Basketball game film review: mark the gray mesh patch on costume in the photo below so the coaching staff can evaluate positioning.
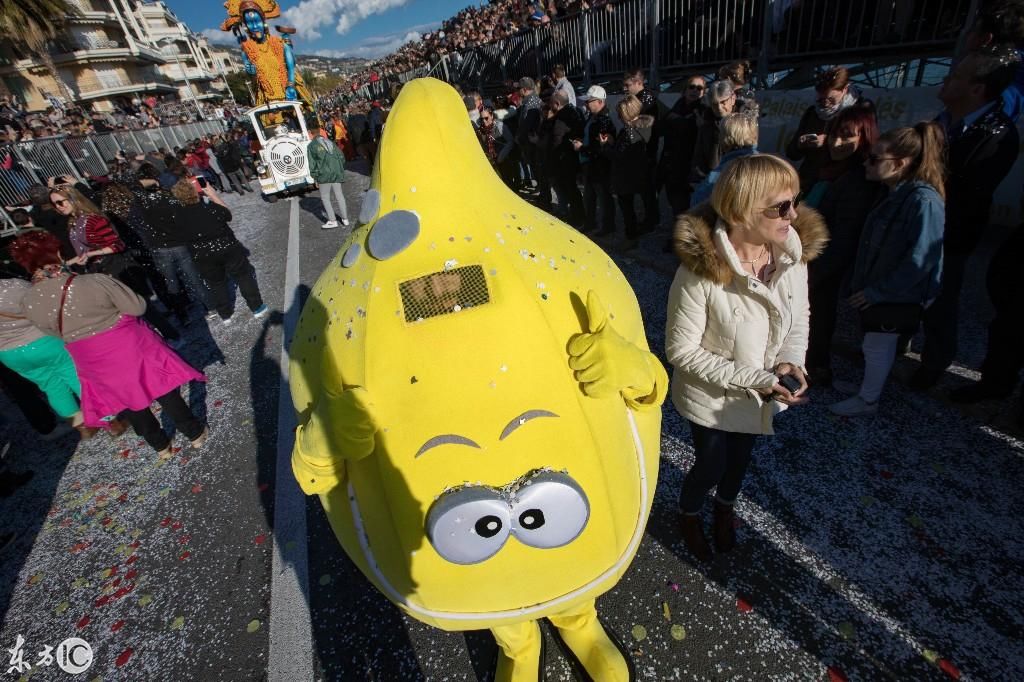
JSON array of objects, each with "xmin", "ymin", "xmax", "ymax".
[
  {"xmin": 341, "ymin": 243, "xmax": 361, "ymax": 268},
  {"xmin": 368, "ymin": 210, "xmax": 419, "ymax": 260},
  {"xmin": 359, "ymin": 189, "xmax": 381, "ymax": 225},
  {"xmin": 399, "ymin": 264, "xmax": 489, "ymax": 323},
  {"xmin": 499, "ymin": 410, "xmax": 560, "ymax": 441}
]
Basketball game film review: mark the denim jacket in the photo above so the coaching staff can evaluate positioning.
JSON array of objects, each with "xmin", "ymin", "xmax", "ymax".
[{"xmin": 850, "ymin": 180, "xmax": 944, "ymax": 306}]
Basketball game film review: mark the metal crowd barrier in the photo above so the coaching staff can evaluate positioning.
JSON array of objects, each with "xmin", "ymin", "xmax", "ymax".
[
  {"xmin": 389, "ymin": 0, "xmax": 975, "ymax": 90},
  {"xmin": 0, "ymin": 119, "xmax": 228, "ymax": 208}
]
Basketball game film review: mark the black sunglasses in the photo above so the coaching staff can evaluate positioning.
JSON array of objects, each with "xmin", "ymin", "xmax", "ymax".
[
  {"xmin": 687, "ymin": 84, "xmax": 705, "ymax": 91},
  {"xmin": 761, "ymin": 197, "xmax": 800, "ymax": 219}
]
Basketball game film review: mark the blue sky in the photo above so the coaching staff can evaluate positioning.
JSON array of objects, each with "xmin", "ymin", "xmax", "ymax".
[{"xmin": 167, "ymin": 0, "xmax": 477, "ymax": 59}]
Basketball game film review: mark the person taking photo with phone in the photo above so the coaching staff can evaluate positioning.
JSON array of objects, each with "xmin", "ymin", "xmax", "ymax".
[{"xmin": 666, "ymin": 154, "xmax": 827, "ymax": 562}]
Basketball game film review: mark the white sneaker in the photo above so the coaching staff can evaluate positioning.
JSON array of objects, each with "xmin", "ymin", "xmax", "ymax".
[
  {"xmin": 221, "ymin": 312, "xmax": 237, "ymax": 326},
  {"xmin": 829, "ymin": 395, "xmax": 878, "ymax": 417},
  {"xmin": 341, "ymin": 218, "xmax": 350, "ymax": 227},
  {"xmin": 322, "ymin": 220, "xmax": 339, "ymax": 230}
]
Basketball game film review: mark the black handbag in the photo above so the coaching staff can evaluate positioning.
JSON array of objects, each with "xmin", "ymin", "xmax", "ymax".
[{"xmin": 859, "ymin": 303, "xmax": 923, "ymax": 334}]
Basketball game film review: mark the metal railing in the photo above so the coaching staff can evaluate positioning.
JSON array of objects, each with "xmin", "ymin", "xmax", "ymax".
[
  {"xmin": 0, "ymin": 119, "xmax": 226, "ymax": 208},
  {"xmin": 385, "ymin": 0, "xmax": 976, "ymax": 91}
]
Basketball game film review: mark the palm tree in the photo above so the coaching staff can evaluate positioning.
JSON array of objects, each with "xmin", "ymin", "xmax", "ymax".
[{"xmin": 0, "ymin": 0, "xmax": 81, "ymax": 102}]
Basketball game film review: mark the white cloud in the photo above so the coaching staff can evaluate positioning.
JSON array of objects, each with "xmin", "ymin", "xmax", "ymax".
[
  {"xmin": 309, "ymin": 21, "xmax": 439, "ymax": 59},
  {"xmin": 198, "ymin": 28, "xmax": 238, "ymax": 46},
  {"xmin": 281, "ymin": 0, "xmax": 413, "ymax": 41}
]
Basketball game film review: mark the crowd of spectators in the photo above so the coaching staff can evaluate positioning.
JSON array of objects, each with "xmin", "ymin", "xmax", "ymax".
[
  {"xmin": 0, "ymin": 93, "xmax": 241, "ymax": 142},
  {"xmin": 345, "ymin": 0, "xmax": 624, "ymax": 90},
  {"xmin": 442, "ymin": 0, "xmax": 1024, "ymax": 432},
  {"xmin": 0, "ymin": 125, "xmax": 267, "ymax": 463}
]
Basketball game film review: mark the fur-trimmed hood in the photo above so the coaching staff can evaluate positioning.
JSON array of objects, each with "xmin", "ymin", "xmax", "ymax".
[{"xmin": 672, "ymin": 203, "xmax": 829, "ymax": 285}]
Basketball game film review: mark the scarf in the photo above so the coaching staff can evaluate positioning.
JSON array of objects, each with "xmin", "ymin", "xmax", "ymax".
[{"xmin": 815, "ymin": 89, "xmax": 858, "ymax": 121}]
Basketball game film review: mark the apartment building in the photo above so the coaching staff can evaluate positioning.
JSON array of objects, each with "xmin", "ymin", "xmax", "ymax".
[{"xmin": 0, "ymin": 0, "xmax": 229, "ymax": 113}]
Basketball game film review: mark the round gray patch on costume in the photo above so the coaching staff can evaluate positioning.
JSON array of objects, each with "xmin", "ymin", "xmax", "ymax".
[
  {"xmin": 358, "ymin": 189, "xmax": 381, "ymax": 225},
  {"xmin": 341, "ymin": 243, "xmax": 361, "ymax": 268},
  {"xmin": 367, "ymin": 210, "xmax": 420, "ymax": 260}
]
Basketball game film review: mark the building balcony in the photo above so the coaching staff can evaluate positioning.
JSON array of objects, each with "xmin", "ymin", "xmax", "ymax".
[
  {"xmin": 164, "ymin": 66, "xmax": 217, "ymax": 82},
  {"xmin": 65, "ymin": 0, "xmax": 119, "ymax": 24},
  {"xmin": 74, "ymin": 74, "xmax": 177, "ymax": 100}
]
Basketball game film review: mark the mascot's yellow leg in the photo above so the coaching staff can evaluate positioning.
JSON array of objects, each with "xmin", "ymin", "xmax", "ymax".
[
  {"xmin": 549, "ymin": 600, "xmax": 632, "ymax": 682},
  {"xmin": 491, "ymin": 619, "xmax": 543, "ymax": 682}
]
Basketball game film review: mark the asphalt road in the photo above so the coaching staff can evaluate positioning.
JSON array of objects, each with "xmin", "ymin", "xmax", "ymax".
[{"xmin": 1, "ymin": 164, "xmax": 1021, "ymax": 681}]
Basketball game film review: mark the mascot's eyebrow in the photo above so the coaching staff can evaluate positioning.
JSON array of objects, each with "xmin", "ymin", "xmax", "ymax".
[
  {"xmin": 499, "ymin": 410, "xmax": 560, "ymax": 441},
  {"xmin": 415, "ymin": 434, "xmax": 481, "ymax": 458}
]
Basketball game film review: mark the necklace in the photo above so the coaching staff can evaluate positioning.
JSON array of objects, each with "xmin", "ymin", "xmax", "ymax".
[{"xmin": 737, "ymin": 244, "xmax": 767, "ymax": 266}]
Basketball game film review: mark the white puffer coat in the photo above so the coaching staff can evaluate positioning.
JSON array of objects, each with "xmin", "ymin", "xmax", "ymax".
[{"xmin": 666, "ymin": 204, "xmax": 828, "ymax": 434}]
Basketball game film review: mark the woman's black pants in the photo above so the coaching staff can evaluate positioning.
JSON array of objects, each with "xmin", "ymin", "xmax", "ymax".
[
  {"xmin": 122, "ymin": 388, "xmax": 203, "ymax": 452},
  {"xmin": 678, "ymin": 420, "xmax": 757, "ymax": 514}
]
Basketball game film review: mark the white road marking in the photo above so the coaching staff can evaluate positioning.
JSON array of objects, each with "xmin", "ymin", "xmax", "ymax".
[{"xmin": 269, "ymin": 196, "xmax": 313, "ymax": 680}]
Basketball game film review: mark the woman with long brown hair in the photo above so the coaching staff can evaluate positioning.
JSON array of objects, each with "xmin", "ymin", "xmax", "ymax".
[
  {"xmin": 50, "ymin": 183, "xmax": 180, "ymax": 340},
  {"xmin": 829, "ymin": 122, "xmax": 946, "ymax": 417}
]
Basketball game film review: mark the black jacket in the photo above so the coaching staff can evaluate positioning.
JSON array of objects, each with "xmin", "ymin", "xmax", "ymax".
[
  {"xmin": 547, "ymin": 105, "xmax": 583, "ymax": 172},
  {"xmin": 135, "ymin": 187, "xmax": 188, "ymax": 249},
  {"xmin": 214, "ymin": 142, "xmax": 242, "ymax": 173},
  {"xmin": 659, "ymin": 99, "xmax": 704, "ymax": 183},
  {"xmin": 943, "ymin": 104, "xmax": 1019, "ymax": 253},
  {"xmin": 811, "ymin": 162, "xmax": 885, "ymax": 285},
  {"xmin": 174, "ymin": 202, "xmax": 238, "ymax": 254},
  {"xmin": 580, "ymin": 106, "xmax": 615, "ymax": 177},
  {"xmin": 515, "ymin": 94, "xmax": 543, "ymax": 150},
  {"xmin": 605, "ymin": 116, "xmax": 654, "ymax": 195}
]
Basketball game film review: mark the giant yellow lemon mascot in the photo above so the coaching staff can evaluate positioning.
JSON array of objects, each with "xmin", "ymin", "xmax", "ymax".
[{"xmin": 290, "ymin": 78, "xmax": 667, "ymax": 681}]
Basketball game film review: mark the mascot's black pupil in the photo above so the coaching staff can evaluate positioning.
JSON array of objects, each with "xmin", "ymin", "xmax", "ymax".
[
  {"xmin": 519, "ymin": 509, "xmax": 545, "ymax": 530},
  {"xmin": 475, "ymin": 515, "xmax": 503, "ymax": 538}
]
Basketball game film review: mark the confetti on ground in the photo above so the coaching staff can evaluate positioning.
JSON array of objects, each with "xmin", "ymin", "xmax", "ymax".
[
  {"xmin": 247, "ymin": 619, "xmax": 262, "ymax": 633},
  {"xmin": 827, "ymin": 666, "xmax": 849, "ymax": 682},
  {"xmin": 254, "ymin": 534, "xmax": 266, "ymax": 545},
  {"xmin": 661, "ymin": 602, "xmax": 671, "ymax": 621},
  {"xmin": 670, "ymin": 624, "xmax": 686, "ymax": 641},
  {"xmin": 737, "ymin": 597, "xmax": 753, "ymax": 613},
  {"xmin": 138, "ymin": 594, "xmax": 153, "ymax": 607},
  {"xmin": 170, "ymin": 615, "xmax": 185, "ymax": 630},
  {"xmin": 115, "ymin": 648, "xmax": 133, "ymax": 667},
  {"xmin": 318, "ymin": 574, "xmax": 331, "ymax": 586},
  {"xmin": 630, "ymin": 625, "xmax": 647, "ymax": 641}
]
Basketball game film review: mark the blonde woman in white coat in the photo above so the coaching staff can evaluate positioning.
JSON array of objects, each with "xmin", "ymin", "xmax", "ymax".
[{"xmin": 666, "ymin": 154, "xmax": 828, "ymax": 562}]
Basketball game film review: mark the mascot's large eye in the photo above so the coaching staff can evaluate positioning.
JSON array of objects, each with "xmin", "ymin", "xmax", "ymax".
[
  {"xmin": 425, "ymin": 487, "xmax": 511, "ymax": 565},
  {"xmin": 510, "ymin": 471, "xmax": 589, "ymax": 549}
]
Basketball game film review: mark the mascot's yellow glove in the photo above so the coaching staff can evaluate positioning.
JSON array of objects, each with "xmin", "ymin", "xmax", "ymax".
[
  {"xmin": 568, "ymin": 291, "xmax": 668, "ymax": 410},
  {"xmin": 292, "ymin": 385, "xmax": 379, "ymax": 496}
]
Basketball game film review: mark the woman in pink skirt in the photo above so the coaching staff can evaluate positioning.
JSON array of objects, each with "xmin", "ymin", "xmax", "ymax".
[{"xmin": 9, "ymin": 231, "xmax": 207, "ymax": 456}]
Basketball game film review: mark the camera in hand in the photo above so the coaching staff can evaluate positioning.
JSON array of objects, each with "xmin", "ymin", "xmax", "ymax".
[{"xmin": 778, "ymin": 373, "xmax": 802, "ymax": 393}]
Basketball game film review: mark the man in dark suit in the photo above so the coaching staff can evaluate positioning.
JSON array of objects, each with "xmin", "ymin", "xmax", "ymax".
[{"xmin": 910, "ymin": 45, "xmax": 1021, "ymax": 390}]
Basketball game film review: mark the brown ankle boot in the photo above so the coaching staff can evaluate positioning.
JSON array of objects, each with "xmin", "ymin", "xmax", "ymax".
[
  {"xmin": 712, "ymin": 500, "xmax": 737, "ymax": 553},
  {"xmin": 681, "ymin": 514, "xmax": 712, "ymax": 562}
]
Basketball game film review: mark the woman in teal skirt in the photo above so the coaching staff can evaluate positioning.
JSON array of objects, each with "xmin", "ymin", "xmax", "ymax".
[{"xmin": 0, "ymin": 275, "xmax": 92, "ymax": 438}]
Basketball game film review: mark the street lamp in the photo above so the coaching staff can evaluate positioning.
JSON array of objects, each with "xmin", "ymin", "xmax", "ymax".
[{"xmin": 156, "ymin": 36, "xmax": 204, "ymax": 121}]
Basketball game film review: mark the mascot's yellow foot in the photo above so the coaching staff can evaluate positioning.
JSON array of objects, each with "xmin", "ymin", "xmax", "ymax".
[
  {"xmin": 548, "ymin": 606, "xmax": 634, "ymax": 682},
  {"xmin": 492, "ymin": 620, "xmax": 545, "ymax": 682}
]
